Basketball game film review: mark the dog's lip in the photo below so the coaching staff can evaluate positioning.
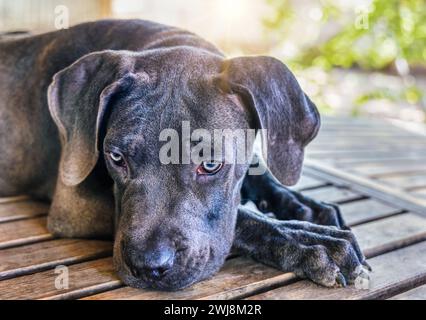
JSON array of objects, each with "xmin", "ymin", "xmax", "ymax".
[
  {"xmin": 120, "ymin": 246, "xmax": 212, "ymax": 290},
  {"xmin": 125, "ymin": 266, "xmax": 201, "ymax": 291}
]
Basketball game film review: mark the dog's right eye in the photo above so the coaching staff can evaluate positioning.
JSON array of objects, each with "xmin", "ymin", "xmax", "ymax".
[{"xmin": 109, "ymin": 152, "xmax": 126, "ymax": 167}]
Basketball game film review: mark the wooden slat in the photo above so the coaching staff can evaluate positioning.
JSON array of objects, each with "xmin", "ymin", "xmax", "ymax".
[
  {"xmin": 247, "ymin": 241, "xmax": 426, "ymax": 300},
  {"xmin": 308, "ymin": 151, "xmax": 426, "ymax": 162},
  {"xmin": 291, "ymin": 175, "xmax": 328, "ymax": 191},
  {"xmin": 308, "ymin": 146, "xmax": 423, "ymax": 154},
  {"xmin": 411, "ymin": 187, "xmax": 426, "ymax": 198},
  {"xmin": 0, "ymin": 239, "xmax": 112, "ymax": 280},
  {"xmin": 314, "ymin": 135, "xmax": 424, "ymax": 142},
  {"xmin": 0, "ymin": 257, "xmax": 120, "ymax": 300},
  {"xmin": 0, "ymin": 196, "xmax": 29, "ymax": 204},
  {"xmin": 309, "ymin": 140, "xmax": 426, "ymax": 149},
  {"xmin": 319, "ymin": 127, "xmax": 416, "ymax": 133},
  {"xmin": 304, "ymin": 160, "xmax": 426, "ymax": 217},
  {"xmin": 328, "ymin": 156, "xmax": 426, "ymax": 166},
  {"xmin": 83, "ymin": 212, "xmax": 426, "ymax": 300},
  {"xmin": 353, "ymin": 213, "xmax": 426, "ymax": 258},
  {"xmin": 83, "ymin": 258, "xmax": 295, "ymax": 300},
  {"xmin": 301, "ymin": 186, "xmax": 363, "ymax": 203},
  {"xmin": 353, "ymin": 163, "xmax": 426, "ymax": 177},
  {"xmin": 0, "ymin": 200, "xmax": 49, "ymax": 223},
  {"xmin": 389, "ymin": 284, "xmax": 426, "ymax": 300},
  {"xmin": 339, "ymin": 199, "xmax": 403, "ymax": 226},
  {"xmin": 377, "ymin": 174, "xmax": 426, "ymax": 189},
  {"xmin": 312, "ymin": 139, "xmax": 426, "ymax": 147},
  {"xmin": 0, "ymin": 217, "xmax": 52, "ymax": 249},
  {"xmin": 307, "ymin": 149, "xmax": 426, "ymax": 158}
]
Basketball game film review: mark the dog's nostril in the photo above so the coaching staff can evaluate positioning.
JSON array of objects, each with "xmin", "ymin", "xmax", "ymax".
[
  {"xmin": 127, "ymin": 244, "xmax": 175, "ymax": 280},
  {"xmin": 142, "ymin": 266, "xmax": 168, "ymax": 279}
]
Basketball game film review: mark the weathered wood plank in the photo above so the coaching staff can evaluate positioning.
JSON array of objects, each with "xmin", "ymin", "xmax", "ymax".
[
  {"xmin": 320, "ymin": 117, "xmax": 390, "ymax": 125},
  {"xmin": 317, "ymin": 134, "xmax": 414, "ymax": 139},
  {"xmin": 411, "ymin": 187, "xmax": 426, "ymax": 197},
  {"xmin": 309, "ymin": 140, "xmax": 426, "ymax": 149},
  {"xmin": 319, "ymin": 127, "xmax": 416, "ymax": 133},
  {"xmin": 389, "ymin": 284, "xmax": 426, "ymax": 300},
  {"xmin": 378, "ymin": 174, "xmax": 426, "ymax": 189},
  {"xmin": 0, "ymin": 239, "xmax": 112, "ymax": 280},
  {"xmin": 339, "ymin": 199, "xmax": 403, "ymax": 226},
  {"xmin": 0, "ymin": 196, "xmax": 29, "ymax": 204},
  {"xmin": 83, "ymin": 258, "xmax": 295, "ymax": 300},
  {"xmin": 314, "ymin": 136, "xmax": 425, "ymax": 142},
  {"xmin": 304, "ymin": 161, "xmax": 426, "ymax": 217},
  {"xmin": 84, "ymin": 212, "xmax": 426, "ymax": 300},
  {"xmin": 291, "ymin": 175, "xmax": 328, "ymax": 191},
  {"xmin": 353, "ymin": 213, "xmax": 426, "ymax": 258},
  {"xmin": 318, "ymin": 132, "xmax": 416, "ymax": 138},
  {"xmin": 352, "ymin": 163, "xmax": 426, "ymax": 177},
  {"xmin": 0, "ymin": 217, "xmax": 52, "ymax": 249},
  {"xmin": 247, "ymin": 241, "xmax": 426, "ymax": 300},
  {"xmin": 309, "ymin": 148, "xmax": 426, "ymax": 158},
  {"xmin": 0, "ymin": 200, "xmax": 49, "ymax": 223},
  {"xmin": 0, "ymin": 257, "xmax": 120, "ymax": 300},
  {"xmin": 301, "ymin": 186, "xmax": 363, "ymax": 203},
  {"xmin": 308, "ymin": 152, "xmax": 426, "ymax": 164},
  {"xmin": 328, "ymin": 156, "xmax": 426, "ymax": 166}
]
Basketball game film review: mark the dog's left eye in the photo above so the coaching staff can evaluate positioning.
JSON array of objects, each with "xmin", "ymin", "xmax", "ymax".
[
  {"xmin": 197, "ymin": 161, "xmax": 223, "ymax": 175},
  {"xmin": 109, "ymin": 152, "xmax": 126, "ymax": 167}
]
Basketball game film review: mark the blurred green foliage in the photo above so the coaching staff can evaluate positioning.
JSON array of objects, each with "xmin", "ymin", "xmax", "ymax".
[
  {"xmin": 265, "ymin": 0, "xmax": 426, "ymax": 70},
  {"xmin": 264, "ymin": 0, "xmax": 426, "ymax": 118}
]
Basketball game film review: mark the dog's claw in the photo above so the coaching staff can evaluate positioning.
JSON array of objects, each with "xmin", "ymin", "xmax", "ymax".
[
  {"xmin": 362, "ymin": 261, "xmax": 372, "ymax": 272},
  {"xmin": 336, "ymin": 272, "xmax": 347, "ymax": 287}
]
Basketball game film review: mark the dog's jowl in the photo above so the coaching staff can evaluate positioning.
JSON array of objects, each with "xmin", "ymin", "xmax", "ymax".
[{"xmin": 0, "ymin": 19, "xmax": 370, "ymax": 290}]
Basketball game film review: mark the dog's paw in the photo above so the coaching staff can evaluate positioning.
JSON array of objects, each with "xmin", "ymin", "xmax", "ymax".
[
  {"xmin": 314, "ymin": 202, "xmax": 348, "ymax": 229},
  {"xmin": 264, "ymin": 187, "xmax": 348, "ymax": 229},
  {"xmin": 294, "ymin": 239, "xmax": 370, "ymax": 287},
  {"xmin": 289, "ymin": 201, "xmax": 347, "ymax": 229},
  {"xmin": 274, "ymin": 222, "xmax": 371, "ymax": 287}
]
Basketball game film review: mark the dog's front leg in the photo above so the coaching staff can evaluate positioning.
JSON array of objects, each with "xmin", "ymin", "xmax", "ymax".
[
  {"xmin": 47, "ymin": 174, "xmax": 114, "ymax": 239},
  {"xmin": 242, "ymin": 168, "xmax": 347, "ymax": 228},
  {"xmin": 233, "ymin": 206, "xmax": 370, "ymax": 287}
]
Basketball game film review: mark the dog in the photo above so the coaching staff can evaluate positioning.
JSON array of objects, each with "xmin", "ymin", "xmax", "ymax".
[{"xmin": 0, "ymin": 19, "xmax": 369, "ymax": 290}]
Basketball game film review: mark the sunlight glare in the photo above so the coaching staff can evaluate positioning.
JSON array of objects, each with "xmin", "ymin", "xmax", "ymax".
[{"xmin": 213, "ymin": 0, "xmax": 254, "ymax": 28}]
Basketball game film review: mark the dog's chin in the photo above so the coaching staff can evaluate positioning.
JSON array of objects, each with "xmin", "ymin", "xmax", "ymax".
[
  {"xmin": 117, "ymin": 270, "xmax": 202, "ymax": 291},
  {"xmin": 115, "ymin": 261, "xmax": 214, "ymax": 291},
  {"xmin": 114, "ymin": 252, "xmax": 222, "ymax": 291}
]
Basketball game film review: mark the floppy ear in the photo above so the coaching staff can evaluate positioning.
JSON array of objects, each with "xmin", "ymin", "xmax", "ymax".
[
  {"xmin": 48, "ymin": 51, "xmax": 136, "ymax": 186},
  {"xmin": 218, "ymin": 56, "xmax": 320, "ymax": 186}
]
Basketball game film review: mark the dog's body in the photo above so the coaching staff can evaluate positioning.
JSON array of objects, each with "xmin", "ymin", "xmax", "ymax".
[
  {"xmin": 0, "ymin": 20, "xmax": 369, "ymax": 290},
  {"xmin": 0, "ymin": 20, "xmax": 217, "ymax": 199}
]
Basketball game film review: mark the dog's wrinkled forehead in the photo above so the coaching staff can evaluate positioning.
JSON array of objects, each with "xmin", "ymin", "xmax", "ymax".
[{"xmin": 106, "ymin": 50, "xmax": 251, "ymax": 150}]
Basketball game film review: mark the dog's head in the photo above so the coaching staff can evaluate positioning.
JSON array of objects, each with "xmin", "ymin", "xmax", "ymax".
[{"xmin": 48, "ymin": 48, "xmax": 319, "ymax": 290}]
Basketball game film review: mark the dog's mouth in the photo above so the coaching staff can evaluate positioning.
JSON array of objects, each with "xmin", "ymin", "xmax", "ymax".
[{"xmin": 115, "ymin": 245, "xmax": 213, "ymax": 291}]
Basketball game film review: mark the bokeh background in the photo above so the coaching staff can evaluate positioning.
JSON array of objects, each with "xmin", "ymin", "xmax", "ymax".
[{"xmin": 1, "ymin": 0, "xmax": 425, "ymax": 124}]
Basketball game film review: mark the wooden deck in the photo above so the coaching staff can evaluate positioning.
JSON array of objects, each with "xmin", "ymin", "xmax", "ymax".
[{"xmin": 0, "ymin": 117, "xmax": 425, "ymax": 300}]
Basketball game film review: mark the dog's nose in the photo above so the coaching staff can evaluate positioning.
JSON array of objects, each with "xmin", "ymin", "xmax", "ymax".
[{"xmin": 127, "ymin": 244, "xmax": 175, "ymax": 280}]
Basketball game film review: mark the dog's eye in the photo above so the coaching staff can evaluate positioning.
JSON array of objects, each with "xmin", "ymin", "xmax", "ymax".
[
  {"xmin": 109, "ymin": 152, "xmax": 126, "ymax": 167},
  {"xmin": 197, "ymin": 161, "xmax": 223, "ymax": 175}
]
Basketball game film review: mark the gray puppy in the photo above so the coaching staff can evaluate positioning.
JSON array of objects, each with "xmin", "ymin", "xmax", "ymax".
[{"xmin": 0, "ymin": 19, "xmax": 369, "ymax": 290}]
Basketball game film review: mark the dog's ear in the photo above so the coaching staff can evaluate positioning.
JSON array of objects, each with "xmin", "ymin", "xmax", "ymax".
[
  {"xmin": 48, "ymin": 51, "xmax": 136, "ymax": 187},
  {"xmin": 218, "ymin": 56, "xmax": 320, "ymax": 185}
]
